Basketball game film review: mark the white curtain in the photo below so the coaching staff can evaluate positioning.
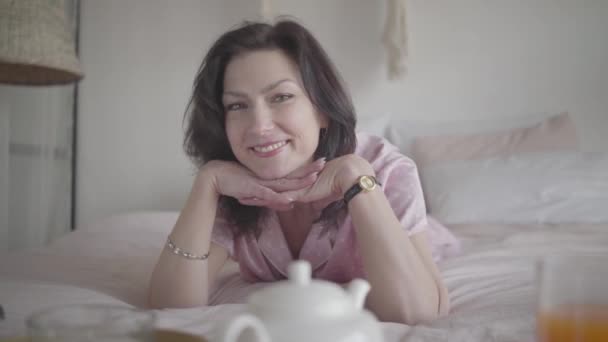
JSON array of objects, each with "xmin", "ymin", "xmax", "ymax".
[
  {"xmin": 0, "ymin": 0, "xmax": 78, "ymax": 253},
  {"xmin": 0, "ymin": 85, "xmax": 74, "ymax": 252},
  {"xmin": 0, "ymin": 100, "xmax": 8, "ymax": 251}
]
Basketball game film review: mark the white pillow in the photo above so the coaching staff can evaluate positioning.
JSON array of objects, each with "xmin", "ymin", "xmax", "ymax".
[
  {"xmin": 0, "ymin": 211, "xmax": 178, "ymax": 307},
  {"xmin": 386, "ymin": 112, "xmax": 556, "ymax": 155},
  {"xmin": 420, "ymin": 151, "xmax": 608, "ymax": 224},
  {"xmin": 0, "ymin": 277, "xmax": 131, "ymax": 337}
]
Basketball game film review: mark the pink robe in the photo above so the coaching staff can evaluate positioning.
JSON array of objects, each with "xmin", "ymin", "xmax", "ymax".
[{"xmin": 212, "ymin": 133, "xmax": 460, "ymax": 283}]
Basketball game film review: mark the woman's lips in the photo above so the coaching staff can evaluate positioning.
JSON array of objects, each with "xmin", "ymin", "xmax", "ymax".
[{"xmin": 250, "ymin": 140, "xmax": 289, "ymax": 158}]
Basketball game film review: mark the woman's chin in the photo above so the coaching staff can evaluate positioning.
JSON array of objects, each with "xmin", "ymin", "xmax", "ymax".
[
  {"xmin": 251, "ymin": 167, "xmax": 291, "ymax": 180},
  {"xmin": 247, "ymin": 158, "xmax": 311, "ymax": 180}
]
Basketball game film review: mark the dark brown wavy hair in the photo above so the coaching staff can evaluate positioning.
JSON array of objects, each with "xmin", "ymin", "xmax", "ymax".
[{"xmin": 184, "ymin": 19, "xmax": 357, "ymax": 236}]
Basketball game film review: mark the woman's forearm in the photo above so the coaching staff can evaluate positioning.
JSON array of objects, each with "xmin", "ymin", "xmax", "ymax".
[
  {"xmin": 349, "ymin": 189, "xmax": 441, "ymax": 323},
  {"xmin": 343, "ymin": 173, "xmax": 444, "ymax": 324},
  {"xmin": 147, "ymin": 170, "xmax": 227, "ymax": 309}
]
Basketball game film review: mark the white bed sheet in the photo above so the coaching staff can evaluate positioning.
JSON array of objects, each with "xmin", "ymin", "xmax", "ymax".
[{"xmin": 1, "ymin": 213, "xmax": 607, "ymax": 341}]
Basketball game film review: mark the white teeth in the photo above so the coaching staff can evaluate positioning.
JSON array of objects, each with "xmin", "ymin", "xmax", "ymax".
[{"xmin": 253, "ymin": 141, "xmax": 287, "ymax": 153}]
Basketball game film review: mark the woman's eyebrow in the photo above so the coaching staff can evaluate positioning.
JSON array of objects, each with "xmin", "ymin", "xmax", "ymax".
[
  {"xmin": 261, "ymin": 79, "xmax": 296, "ymax": 93},
  {"xmin": 223, "ymin": 79, "xmax": 297, "ymax": 98},
  {"xmin": 222, "ymin": 90, "xmax": 247, "ymax": 98}
]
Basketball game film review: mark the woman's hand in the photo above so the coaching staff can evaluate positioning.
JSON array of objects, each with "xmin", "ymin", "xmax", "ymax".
[
  {"xmin": 284, "ymin": 154, "xmax": 375, "ymax": 208},
  {"xmin": 202, "ymin": 159, "xmax": 325, "ymax": 211}
]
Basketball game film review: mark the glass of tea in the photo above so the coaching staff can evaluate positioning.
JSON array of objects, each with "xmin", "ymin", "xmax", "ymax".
[{"xmin": 537, "ymin": 254, "xmax": 608, "ymax": 342}]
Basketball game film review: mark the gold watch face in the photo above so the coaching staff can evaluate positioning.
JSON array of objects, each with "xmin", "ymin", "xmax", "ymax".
[{"xmin": 358, "ymin": 175, "xmax": 377, "ymax": 192}]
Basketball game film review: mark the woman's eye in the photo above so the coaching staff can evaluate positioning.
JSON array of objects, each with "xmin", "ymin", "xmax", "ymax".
[
  {"xmin": 225, "ymin": 103, "xmax": 246, "ymax": 111},
  {"xmin": 272, "ymin": 94, "xmax": 293, "ymax": 103}
]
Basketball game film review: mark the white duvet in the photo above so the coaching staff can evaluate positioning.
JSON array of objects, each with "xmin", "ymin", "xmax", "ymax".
[{"xmin": 1, "ymin": 212, "xmax": 607, "ymax": 342}]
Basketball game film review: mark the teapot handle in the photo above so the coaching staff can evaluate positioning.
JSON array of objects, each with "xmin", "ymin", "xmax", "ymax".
[{"xmin": 223, "ymin": 314, "xmax": 271, "ymax": 342}]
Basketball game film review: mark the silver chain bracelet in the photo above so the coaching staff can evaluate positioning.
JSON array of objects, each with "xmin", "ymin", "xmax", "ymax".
[{"xmin": 166, "ymin": 237, "xmax": 210, "ymax": 260}]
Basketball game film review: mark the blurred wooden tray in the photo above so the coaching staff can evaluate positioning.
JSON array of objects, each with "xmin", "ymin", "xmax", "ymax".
[{"xmin": 0, "ymin": 329, "xmax": 208, "ymax": 342}]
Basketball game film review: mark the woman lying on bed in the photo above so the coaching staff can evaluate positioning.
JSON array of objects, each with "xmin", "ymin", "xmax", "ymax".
[{"xmin": 148, "ymin": 19, "xmax": 457, "ymax": 324}]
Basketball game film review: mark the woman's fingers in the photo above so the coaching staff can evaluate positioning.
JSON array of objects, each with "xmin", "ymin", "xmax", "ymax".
[
  {"xmin": 238, "ymin": 197, "xmax": 263, "ymax": 206},
  {"xmin": 247, "ymin": 184, "xmax": 293, "ymax": 205},
  {"xmin": 216, "ymin": 159, "xmax": 333, "ymax": 209},
  {"xmin": 259, "ymin": 172, "xmax": 318, "ymax": 192},
  {"xmin": 311, "ymin": 192, "xmax": 343, "ymax": 211},
  {"xmin": 283, "ymin": 183, "xmax": 341, "ymax": 205},
  {"xmin": 281, "ymin": 187, "xmax": 313, "ymax": 203},
  {"xmin": 258, "ymin": 158, "xmax": 326, "ymax": 192},
  {"xmin": 284, "ymin": 158, "xmax": 326, "ymax": 179},
  {"xmin": 238, "ymin": 197, "xmax": 294, "ymax": 211}
]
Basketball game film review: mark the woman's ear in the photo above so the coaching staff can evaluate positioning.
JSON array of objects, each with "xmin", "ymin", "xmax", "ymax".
[
  {"xmin": 319, "ymin": 113, "xmax": 329, "ymax": 129},
  {"xmin": 320, "ymin": 127, "xmax": 328, "ymax": 138}
]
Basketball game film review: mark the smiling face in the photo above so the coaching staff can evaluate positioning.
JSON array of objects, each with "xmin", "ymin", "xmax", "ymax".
[{"xmin": 222, "ymin": 49, "xmax": 327, "ymax": 180}]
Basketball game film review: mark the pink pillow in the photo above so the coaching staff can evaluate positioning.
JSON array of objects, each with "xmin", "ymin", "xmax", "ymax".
[{"xmin": 411, "ymin": 112, "xmax": 578, "ymax": 166}]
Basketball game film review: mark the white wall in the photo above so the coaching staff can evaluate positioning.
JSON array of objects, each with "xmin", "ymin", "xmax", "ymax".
[{"xmin": 77, "ymin": 0, "xmax": 608, "ymax": 227}]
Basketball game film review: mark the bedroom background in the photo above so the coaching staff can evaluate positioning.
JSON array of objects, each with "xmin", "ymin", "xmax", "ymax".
[
  {"xmin": 1, "ymin": 0, "xmax": 607, "ymax": 250},
  {"xmin": 1, "ymin": 1, "xmax": 608, "ymax": 339},
  {"xmin": 77, "ymin": 0, "xmax": 607, "ymax": 230}
]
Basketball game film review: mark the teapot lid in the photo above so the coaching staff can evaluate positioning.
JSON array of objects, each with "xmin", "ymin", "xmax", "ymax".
[{"xmin": 247, "ymin": 260, "xmax": 358, "ymax": 318}]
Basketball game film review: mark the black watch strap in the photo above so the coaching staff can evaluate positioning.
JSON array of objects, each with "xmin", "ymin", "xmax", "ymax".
[
  {"xmin": 343, "ymin": 183, "xmax": 364, "ymax": 205},
  {"xmin": 343, "ymin": 176, "xmax": 380, "ymax": 205}
]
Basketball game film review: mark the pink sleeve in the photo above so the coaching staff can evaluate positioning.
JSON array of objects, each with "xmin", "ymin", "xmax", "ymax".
[
  {"xmin": 377, "ymin": 156, "xmax": 428, "ymax": 236},
  {"xmin": 211, "ymin": 216, "xmax": 236, "ymax": 259}
]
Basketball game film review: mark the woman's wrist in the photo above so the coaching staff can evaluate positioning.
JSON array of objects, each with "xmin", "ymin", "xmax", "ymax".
[
  {"xmin": 337, "ymin": 155, "xmax": 375, "ymax": 195},
  {"xmin": 195, "ymin": 161, "xmax": 222, "ymax": 200}
]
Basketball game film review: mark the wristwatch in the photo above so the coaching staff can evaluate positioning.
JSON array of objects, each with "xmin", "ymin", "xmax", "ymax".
[{"xmin": 343, "ymin": 175, "xmax": 380, "ymax": 204}]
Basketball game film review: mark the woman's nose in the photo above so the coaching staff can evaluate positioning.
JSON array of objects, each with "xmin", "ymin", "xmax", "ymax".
[{"xmin": 248, "ymin": 103, "xmax": 275, "ymax": 135}]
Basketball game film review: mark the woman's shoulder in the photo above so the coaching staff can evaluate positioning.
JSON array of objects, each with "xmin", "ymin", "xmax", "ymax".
[{"xmin": 355, "ymin": 132, "xmax": 417, "ymax": 174}]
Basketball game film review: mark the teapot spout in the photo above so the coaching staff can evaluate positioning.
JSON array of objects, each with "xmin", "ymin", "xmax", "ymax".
[{"xmin": 346, "ymin": 279, "xmax": 371, "ymax": 310}]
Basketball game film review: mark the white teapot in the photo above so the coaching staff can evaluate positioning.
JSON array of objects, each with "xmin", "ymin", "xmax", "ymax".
[{"xmin": 222, "ymin": 260, "xmax": 383, "ymax": 342}]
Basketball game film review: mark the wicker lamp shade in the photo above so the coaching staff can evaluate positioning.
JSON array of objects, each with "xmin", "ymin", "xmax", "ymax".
[{"xmin": 0, "ymin": 0, "xmax": 83, "ymax": 85}]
